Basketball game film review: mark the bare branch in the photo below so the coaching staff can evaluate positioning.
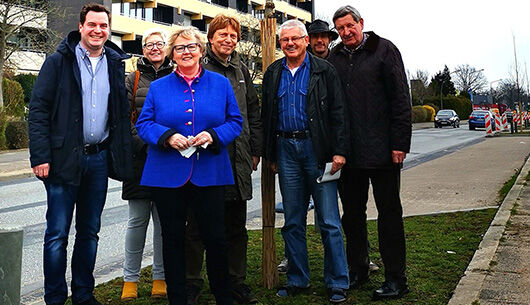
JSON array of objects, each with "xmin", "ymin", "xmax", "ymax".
[{"xmin": 452, "ymin": 64, "xmax": 488, "ymax": 93}]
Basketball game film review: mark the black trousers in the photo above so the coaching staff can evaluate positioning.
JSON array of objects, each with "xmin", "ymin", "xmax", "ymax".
[
  {"xmin": 185, "ymin": 199, "xmax": 249, "ymax": 287},
  {"xmin": 152, "ymin": 183, "xmax": 233, "ymax": 305},
  {"xmin": 338, "ymin": 167, "xmax": 407, "ymax": 284}
]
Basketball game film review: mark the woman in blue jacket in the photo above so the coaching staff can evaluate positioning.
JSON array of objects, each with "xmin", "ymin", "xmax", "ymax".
[{"xmin": 135, "ymin": 26, "xmax": 242, "ymax": 305}]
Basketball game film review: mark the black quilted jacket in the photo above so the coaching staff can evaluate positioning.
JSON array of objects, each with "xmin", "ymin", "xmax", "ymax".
[{"xmin": 329, "ymin": 32, "xmax": 411, "ymax": 169}]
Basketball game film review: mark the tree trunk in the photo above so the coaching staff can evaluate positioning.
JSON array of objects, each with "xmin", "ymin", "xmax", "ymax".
[{"xmin": 260, "ymin": 3, "xmax": 278, "ymax": 289}]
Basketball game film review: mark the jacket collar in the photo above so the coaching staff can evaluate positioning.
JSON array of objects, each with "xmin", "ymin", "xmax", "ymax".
[
  {"xmin": 58, "ymin": 31, "xmax": 130, "ymax": 61},
  {"xmin": 331, "ymin": 31, "xmax": 380, "ymax": 55},
  {"xmin": 137, "ymin": 56, "xmax": 173, "ymax": 73},
  {"xmin": 204, "ymin": 43, "xmax": 241, "ymax": 69}
]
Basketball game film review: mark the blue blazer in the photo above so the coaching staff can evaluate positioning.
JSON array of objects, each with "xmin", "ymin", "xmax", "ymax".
[{"xmin": 136, "ymin": 69, "xmax": 243, "ymax": 188}]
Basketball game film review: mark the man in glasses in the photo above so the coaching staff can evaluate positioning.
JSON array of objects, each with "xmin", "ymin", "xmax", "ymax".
[
  {"xmin": 328, "ymin": 5, "xmax": 412, "ymax": 300},
  {"xmin": 184, "ymin": 13, "xmax": 262, "ymax": 305},
  {"xmin": 261, "ymin": 19, "xmax": 349, "ymax": 303}
]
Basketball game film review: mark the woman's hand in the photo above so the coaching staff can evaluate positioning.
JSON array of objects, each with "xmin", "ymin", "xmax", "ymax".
[
  {"xmin": 191, "ymin": 131, "xmax": 213, "ymax": 147},
  {"xmin": 167, "ymin": 133, "xmax": 190, "ymax": 150}
]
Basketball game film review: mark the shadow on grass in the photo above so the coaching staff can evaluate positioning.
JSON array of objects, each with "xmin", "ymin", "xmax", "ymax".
[{"xmin": 86, "ymin": 209, "xmax": 496, "ymax": 305}]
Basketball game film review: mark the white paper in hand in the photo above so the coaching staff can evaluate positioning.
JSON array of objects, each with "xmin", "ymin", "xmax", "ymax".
[{"xmin": 316, "ymin": 162, "xmax": 341, "ymax": 183}]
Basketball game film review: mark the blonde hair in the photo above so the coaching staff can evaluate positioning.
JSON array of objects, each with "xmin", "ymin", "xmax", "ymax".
[
  {"xmin": 142, "ymin": 28, "xmax": 168, "ymax": 46},
  {"xmin": 166, "ymin": 26, "xmax": 205, "ymax": 57}
]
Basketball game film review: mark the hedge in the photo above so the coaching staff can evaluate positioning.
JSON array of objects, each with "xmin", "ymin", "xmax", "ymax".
[
  {"xmin": 5, "ymin": 121, "xmax": 29, "ymax": 149},
  {"xmin": 14, "ymin": 73, "xmax": 37, "ymax": 104},
  {"xmin": 423, "ymin": 95, "xmax": 472, "ymax": 120},
  {"xmin": 412, "ymin": 105, "xmax": 428, "ymax": 123},
  {"xmin": 423, "ymin": 105, "xmax": 435, "ymax": 122},
  {"xmin": 2, "ymin": 78, "xmax": 25, "ymax": 119}
]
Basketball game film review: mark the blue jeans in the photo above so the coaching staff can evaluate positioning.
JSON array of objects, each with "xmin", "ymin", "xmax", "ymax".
[
  {"xmin": 277, "ymin": 137, "xmax": 349, "ymax": 289},
  {"xmin": 43, "ymin": 150, "xmax": 108, "ymax": 304}
]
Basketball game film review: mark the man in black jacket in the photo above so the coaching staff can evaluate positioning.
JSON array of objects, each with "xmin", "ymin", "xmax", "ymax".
[
  {"xmin": 328, "ymin": 5, "xmax": 412, "ymax": 300},
  {"xmin": 261, "ymin": 19, "xmax": 349, "ymax": 303},
  {"xmin": 307, "ymin": 19, "xmax": 338, "ymax": 60},
  {"xmin": 28, "ymin": 4, "xmax": 131, "ymax": 305}
]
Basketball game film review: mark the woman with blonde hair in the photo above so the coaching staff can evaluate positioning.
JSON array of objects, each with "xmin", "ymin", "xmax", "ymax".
[
  {"xmin": 121, "ymin": 27, "xmax": 173, "ymax": 301},
  {"xmin": 136, "ymin": 26, "xmax": 242, "ymax": 304}
]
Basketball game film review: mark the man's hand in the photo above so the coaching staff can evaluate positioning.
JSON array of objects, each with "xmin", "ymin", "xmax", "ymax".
[
  {"xmin": 331, "ymin": 155, "xmax": 346, "ymax": 175},
  {"xmin": 190, "ymin": 131, "xmax": 213, "ymax": 147},
  {"xmin": 252, "ymin": 156, "xmax": 260, "ymax": 171},
  {"xmin": 33, "ymin": 163, "xmax": 50, "ymax": 178},
  {"xmin": 167, "ymin": 133, "xmax": 190, "ymax": 150},
  {"xmin": 392, "ymin": 150, "xmax": 407, "ymax": 164}
]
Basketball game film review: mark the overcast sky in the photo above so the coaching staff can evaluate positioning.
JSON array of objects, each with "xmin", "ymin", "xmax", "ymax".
[{"xmin": 314, "ymin": 0, "xmax": 530, "ymax": 89}]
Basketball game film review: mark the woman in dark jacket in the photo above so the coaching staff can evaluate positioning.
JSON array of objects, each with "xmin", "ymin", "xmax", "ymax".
[{"xmin": 121, "ymin": 28, "xmax": 173, "ymax": 301}]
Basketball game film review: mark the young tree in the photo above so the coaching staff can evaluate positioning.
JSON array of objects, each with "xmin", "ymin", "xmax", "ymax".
[
  {"xmin": 410, "ymin": 69, "xmax": 429, "ymax": 104},
  {"xmin": 452, "ymin": 64, "xmax": 488, "ymax": 93},
  {"xmin": 237, "ymin": 15, "xmax": 263, "ymax": 81},
  {"xmin": 0, "ymin": 0, "xmax": 63, "ymax": 107}
]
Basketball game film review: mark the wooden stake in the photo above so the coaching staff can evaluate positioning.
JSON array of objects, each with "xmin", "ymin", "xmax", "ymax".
[{"xmin": 260, "ymin": 0, "xmax": 279, "ymax": 289}]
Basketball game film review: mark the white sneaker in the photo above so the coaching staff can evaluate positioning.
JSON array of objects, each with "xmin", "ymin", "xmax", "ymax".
[{"xmin": 277, "ymin": 257, "xmax": 288, "ymax": 273}]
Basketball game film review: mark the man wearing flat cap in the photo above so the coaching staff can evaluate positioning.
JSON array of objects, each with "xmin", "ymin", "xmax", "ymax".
[{"xmin": 307, "ymin": 19, "xmax": 338, "ymax": 60}]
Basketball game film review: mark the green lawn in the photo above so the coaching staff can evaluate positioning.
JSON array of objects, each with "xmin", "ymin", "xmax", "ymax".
[{"xmin": 88, "ymin": 208, "xmax": 497, "ymax": 305}]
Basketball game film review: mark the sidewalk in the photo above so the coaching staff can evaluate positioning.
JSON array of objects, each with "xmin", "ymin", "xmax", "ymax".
[{"xmin": 449, "ymin": 156, "xmax": 530, "ymax": 305}]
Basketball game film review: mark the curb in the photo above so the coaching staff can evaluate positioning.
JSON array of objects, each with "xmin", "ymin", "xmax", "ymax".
[{"xmin": 447, "ymin": 155, "xmax": 530, "ymax": 305}]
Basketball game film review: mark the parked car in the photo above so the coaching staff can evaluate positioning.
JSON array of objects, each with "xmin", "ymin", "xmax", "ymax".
[
  {"xmin": 434, "ymin": 109, "xmax": 460, "ymax": 128},
  {"xmin": 468, "ymin": 110, "xmax": 496, "ymax": 130}
]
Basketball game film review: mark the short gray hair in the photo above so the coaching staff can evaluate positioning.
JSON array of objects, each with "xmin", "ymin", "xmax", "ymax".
[
  {"xmin": 332, "ymin": 5, "xmax": 362, "ymax": 24},
  {"xmin": 142, "ymin": 28, "xmax": 168, "ymax": 46},
  {"xmin": 279, "ymin": 19, "xmax": 308, "ymax": 38},
  {"xmin": 166, "ymin": 26, "xmax": 206, "ymax": 56}
]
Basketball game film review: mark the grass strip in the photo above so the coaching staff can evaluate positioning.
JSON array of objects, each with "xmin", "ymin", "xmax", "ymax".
[
  {"xmin": 498, "ymin": 170, "xmax": 520, "ymax": 202},
  {"xmin": 87, "ymin": 208, "xmax": 496, "ymax": 305}
]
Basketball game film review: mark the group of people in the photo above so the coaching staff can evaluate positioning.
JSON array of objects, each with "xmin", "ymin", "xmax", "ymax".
[{"xmin": 28, "ymin": 3, "xmax": 411, "ymax": 305}]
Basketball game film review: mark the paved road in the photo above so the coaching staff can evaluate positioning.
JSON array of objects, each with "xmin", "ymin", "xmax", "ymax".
[{"xmin": 0, "ymin": 125, "xmax": 493, "ymax": 303}]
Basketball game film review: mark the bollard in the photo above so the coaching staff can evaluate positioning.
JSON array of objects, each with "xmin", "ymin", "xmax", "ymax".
[
  {"xmin": 0, "ymin": 225, "xmax": 23, "ymax": 305},
  {"xmin": 485, "ymin": 112, "xmax": 493, "ymax": 137}
]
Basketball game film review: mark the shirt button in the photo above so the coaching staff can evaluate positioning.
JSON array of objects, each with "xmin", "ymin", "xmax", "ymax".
[
  {"xmin": 92, "ymin": 119, "xmax": 95, "ymax": 122},
  {"xmin": 92, "ymin": 104, "xmax": 96, "ymax": 108},
  {"xmin": 93, "ymin": 90, "xmax": 96, "ymax": 94},
  {"xmin": 90, "ymin": 133, "xmax": 94, "ymax": 136}
]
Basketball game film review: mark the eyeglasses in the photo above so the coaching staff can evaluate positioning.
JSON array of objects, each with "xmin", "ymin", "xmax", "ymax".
[
  {"xmin": 143, "ymin": 41, "xmax": 166, "ymax": 50},
  {"xmin": 334, "ymin": 23, "xmax": 358, "ymax": 34},
  {"xmin": 173, "ymin": 43, "xmax": 200, "ymax": 54},
  {"xmin": 278, "ymin": 35, "xmax": 306, "ymax": 44}
]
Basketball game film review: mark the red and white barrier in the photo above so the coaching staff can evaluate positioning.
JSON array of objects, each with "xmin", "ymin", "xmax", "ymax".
[
  {"xmin": 485, "ymin": 112, "xmax": 493, "ymax": 136},
  {"xmin": 495, "ymin": 113, "xmax": 501, "ymax": 132},
  {"xmin": 502, "ymin": 112, "xmax": 508, "ymax": 131}
]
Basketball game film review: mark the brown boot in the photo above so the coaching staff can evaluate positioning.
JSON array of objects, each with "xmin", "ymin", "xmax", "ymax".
[
  {"xmin": 121, "ymin": 281, "xmax": 137, "ymax": 301},
  {"xmin": 151, "ymin": 280, "xmax": 167, "ymax": 298}
]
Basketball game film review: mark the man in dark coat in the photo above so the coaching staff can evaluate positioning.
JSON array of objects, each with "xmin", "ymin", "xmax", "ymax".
[
  {"xmin": 261, "ymin": 19, "xmax": 349, "ymax": 303},
  {"xmin": 328, "ymin": 5, "xmax": 412, "ymax": 300},
  {"xmin": 184, "ymin": 14, "xmax": 262, "ymax": 305},
  {"xmin": 28, "ymin": 4, "xmax": 131, "ymax": 305}
]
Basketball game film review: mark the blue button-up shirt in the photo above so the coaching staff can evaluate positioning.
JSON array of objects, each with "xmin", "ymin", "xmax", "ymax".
[
  {"xmin": 75, "ymin": 43, "xmax": 110, "ymax": 144},
  {"xmin": 277, "ymin": 53, "xmax": 310, "ymax": 132}
]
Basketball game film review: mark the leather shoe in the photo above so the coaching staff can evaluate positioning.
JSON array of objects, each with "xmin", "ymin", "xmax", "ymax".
[
  {"xmin": 372, "ymin": 281, "xmax": 409, "ymax": 300},
  {"xmin": 349, "ymin": 273, "xmax": 369, "ymax": 289},
  {"xmin": 186, "ymin": 283, "xmax": 201, "ymax": 305}
]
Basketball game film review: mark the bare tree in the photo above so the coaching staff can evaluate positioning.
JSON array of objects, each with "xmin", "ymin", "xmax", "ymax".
[
  {"xmin": 0, "ymin": 0, "xmax": 63, "ymax": 107},
  {"xmin": 452, "ymin": 64, "xmax": 488, "ymax": 93},
  {"xmin": 410, "ymin": 69, "xmax": 429, "ymax": 104},
  {"xmin": 237, "ymin": 14, "xmax": 263, "ymax": 81}
]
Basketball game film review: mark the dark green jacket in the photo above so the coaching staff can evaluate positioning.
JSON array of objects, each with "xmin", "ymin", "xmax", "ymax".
[{"xmin": 202, "ymin": 43, "xmax": 263, "ymax": 201}]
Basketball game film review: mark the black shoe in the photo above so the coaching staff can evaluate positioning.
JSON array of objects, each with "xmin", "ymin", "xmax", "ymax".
[
  {"xmin": 75, "ymin": 297, "xmax": 101, "ymax": 305},
  {"xmin": 186, "ymin": 283, "xmax": 201, "ymax": 305},
  {"xmin": 232, "ymin": 283, "xmax": 258, "ymax": 304},
  {"xmin": 349, "ymin": 273, "xmax": 369, "ymax": 289},
  {"xmin": 276, "ymin": 284, "xmax": 310, "ymax": 297},
  {"xmin": 328, "ymin": 288, "xmax": 347, "ymax": 303},
  {"xmin": 372, "ymin": 281, "xmax": 409, "ymax": 300}
]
